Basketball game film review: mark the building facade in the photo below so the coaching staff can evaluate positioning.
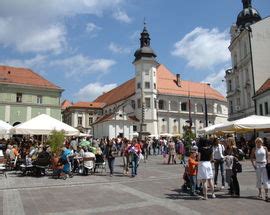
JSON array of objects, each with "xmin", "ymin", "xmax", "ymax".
[
  {"xmin": 225, "ymin": 0, "xmax": 270, "ymax": 121},
  {"xmin": 62, "ymin": 101, "xmax": 104, "ymax": 134},
  {"xmin": 92, "ymin": 25, "xmax": 228, "ymax": 139},
  {"xmin": 0, "ymin": 66, "xmax": 63, "ymax": 125},
  {"xmin": 254, "ymin": 79, "xmax": 270, "ymax": 116}
]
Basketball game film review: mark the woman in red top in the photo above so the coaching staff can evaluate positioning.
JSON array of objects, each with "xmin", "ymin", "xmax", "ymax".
[{"xmin": 128, "ymin": 138, "xmax": 141, "ymax": 177}]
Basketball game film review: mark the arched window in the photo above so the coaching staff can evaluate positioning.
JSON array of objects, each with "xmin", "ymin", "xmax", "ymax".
[
  {"xmin": 217, "ymin": 105, "xmax": 222, "ymax": 114},
  {"xmin": 197, "ymin": 104, "xmax": 203, "ymax": 113}
]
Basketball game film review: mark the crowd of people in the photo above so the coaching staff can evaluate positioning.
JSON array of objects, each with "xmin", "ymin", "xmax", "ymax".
[
  {"xmin": 184, "ymin": 136, "xmax": 269, "ymax": 202},
  {"xmin": 0, "ymin": 134, "xmax": 269, "ymax": 202}
]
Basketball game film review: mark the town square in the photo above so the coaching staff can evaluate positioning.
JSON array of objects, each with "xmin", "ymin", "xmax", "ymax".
[{"xmin": 0, "ymin": 0, "xmax": 270, "ymax": 214}]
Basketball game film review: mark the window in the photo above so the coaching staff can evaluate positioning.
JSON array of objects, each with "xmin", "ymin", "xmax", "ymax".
[
  {"xmin": 228, "ymin": 80, "xmax": 232, "ymax": 92},
  {"xmin": 236, "ymin": 97, "xmax": 240, "ymax": 106},
  {"xmin": 170, "ymin": 101, "xmax": 178, "ymax": 111},
  {"xmin": 197, "ymin": 104, "xmax": 203, "ymax": 113},
  {"xmin": 145, "ymin": 82, "xmax": 150, "ymax": 89},
  {"xmin": 236, "ymin": 76, "xmax": 239, "ymax": 88},
  {"xmin": 154, "ymin": 99, "xmax": 157, "ymax": 109},
  {"xmin": 217, "ymin": 105, "xmax": 222, "ymax": 114},
  {"xmin": 229, "ymin": 100, "xmax": 233, "ymax": 114},
  {"xmin": 259, "ymin": 104, "xmax": 263, "ymax": 116},
  {"xmin": 154, "ymin": 83, "xmax": 156, "ymax": 89},
  {"xmin": 133, "ymin": 125, "xmax": 137, "ymax": 132},
  {"xmin": 137, "ymin": 82, "xmax": 141, "ymax": 89},
  {"xmin": 158, "ymin": 100, "xmax": 164, "ymax": 110},
  {"xmin": 234, "ymin": 54, "xmax": 237, "ymax": 68},
  {"xmin": 78, "ymin": 116, "xmax": 82, "ymax": 126},
  {"xmin": 89, "ymin": 117, "xmax": 93, "ymax": 125},
  {"xmin": 145, "ymin": 98, "xmax": 151, "ymax": 108},
  {"xmin": 137, "ymin": 99, "xmax": 141, "ymax": 108},
  {"xmin": 131, "ymin": 100, "xmax": 135, "ymax": 109},
  {"xmin": 265, "ymin": 102, "xmax": 269, "ymax": 115},
  {"xmin": 37, "ymin": 95, "xmax": 42, "ymax": 104},
  {"xmin": 16, "ymin": 93, "xmax": 22, "ymax": 103},
  {"xmin": 181, "ymin": 102, "xmax": 187, "ymax": 111}
]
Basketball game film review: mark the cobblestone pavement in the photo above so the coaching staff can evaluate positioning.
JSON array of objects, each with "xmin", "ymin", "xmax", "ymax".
[{"xmin": 0, "ymin": 156, "xmax": 269, "ymax": 215}]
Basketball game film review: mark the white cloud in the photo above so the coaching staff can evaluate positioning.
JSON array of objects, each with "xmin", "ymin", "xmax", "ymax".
[
  {"xmin": 0, "ymin": 0, "xmax": 124, "ymax": 53},
  {"xmin": 49, "ymin": 54, "xmax": 116, "ymax": 77},
  {"xmin": 108, "ymin": 42, "xmax": 131, "ymax": 54},
  {"xmin": 75, "ymin": 82, "xmax": 117, "ymax": 101},
  {"xmin": 172, "ymin": 27, "xmax": 230, "ymax": 69},
  {"xmin": 86, "ymin": 22, "xmax": 102, "ymax": 33},
  {"xmin": 202, "ymin": 69, "xmax": 227, "ymax": 96},
  {"xmin": 113, "ymin": 9, "xmax": 132, "ymax": 23},
  {"xmin": 0, "ymin": 55, "xmax": 47, "ymax": 68}
]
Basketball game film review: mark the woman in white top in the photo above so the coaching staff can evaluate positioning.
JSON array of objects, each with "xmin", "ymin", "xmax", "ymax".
[
  {"xmin": 251, "ymin": 137, "xmax": 269, "ymax": 202},
  {"xmin": 213, "ymin": 138, "xmax": 225, "ymax": 189}
]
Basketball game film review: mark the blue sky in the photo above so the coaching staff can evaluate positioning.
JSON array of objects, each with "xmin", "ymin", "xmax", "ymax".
[{"xmin": 0, "ymin": 0, "xmax": 269, "ymax": 102}]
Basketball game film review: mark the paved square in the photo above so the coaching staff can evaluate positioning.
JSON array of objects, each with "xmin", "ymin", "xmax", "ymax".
[{"xmin": 1, "ymin": 156, "xmax": 270, "ymax": 215}]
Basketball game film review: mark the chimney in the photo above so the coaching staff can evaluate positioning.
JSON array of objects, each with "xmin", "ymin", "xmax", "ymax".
[{"xmin": 176, "ymin": 74, "xmax": 181, "ymax": 87}]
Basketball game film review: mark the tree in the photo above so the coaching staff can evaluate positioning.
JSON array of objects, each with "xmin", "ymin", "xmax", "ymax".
[
  {"xmin": 182, "ymin": 125, "xmax": 196, "ymax": 154},
  {"xmin": 47, "ymin": 130, "xmax": 65, "ymax": 155}
]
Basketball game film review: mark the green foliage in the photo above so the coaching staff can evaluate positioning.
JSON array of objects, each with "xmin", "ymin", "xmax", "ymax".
[
  {"xmin": 182, "ymin": 125, "xmax": 196, "ymax": 151},
  {"xmin": 47, "ymin": 130, "xmax": 65, "ymax": 155}
]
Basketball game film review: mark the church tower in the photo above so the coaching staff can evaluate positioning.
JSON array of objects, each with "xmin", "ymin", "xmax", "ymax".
[
  {"xmin": 225, "ymin": 0, "xmax": 269, "ymax": 121},
  {"xmin": 133, "ymin": 23, "xmax": 159, "ymax": 136}
]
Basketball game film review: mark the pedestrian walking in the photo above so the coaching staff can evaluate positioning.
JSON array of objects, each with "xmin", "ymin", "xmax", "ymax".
[{"xmin": 251, "ymin": 137, "xmax": 269, "ymax": 202}]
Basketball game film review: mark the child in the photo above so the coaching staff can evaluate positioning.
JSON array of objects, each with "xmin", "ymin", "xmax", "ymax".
[{"xmin": 188, "ymin": 149, "xmax": 199, "ymax": 196}]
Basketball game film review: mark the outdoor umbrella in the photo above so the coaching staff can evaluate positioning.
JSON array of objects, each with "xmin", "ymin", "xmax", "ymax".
[
  {"xmin": 214, "ymin": 115, "xmax": 270, "ymax": 133},
  {"xmin": 79, "ymin": 140, "xmax": 91, "ymax": 147},
  {"xmin": 10, "ymin": 114, "xmax": 79, "ymax": 136},
  {"xmin": 0, "ymin": 120, "xmax": 13, "ymax": 136},
  {"xmin": 0, "ymin": 120, "xmax": 13, "ymax": 135}
]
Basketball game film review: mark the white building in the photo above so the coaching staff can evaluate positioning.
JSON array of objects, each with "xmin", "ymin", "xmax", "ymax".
[
  {"xmin": 92, "ymin": 25, "xmax": 228, "ymax": 139},
  {"xmin": 62, "ymin": 101, "xmax": 104, "ymax": 134},
  {"xmin": 225, "ymin": 0, "xmax": 270, "ymax": 121},
  {"xmin": 254, "ymin": 79, "xmax": 270, "ymax": 116}
]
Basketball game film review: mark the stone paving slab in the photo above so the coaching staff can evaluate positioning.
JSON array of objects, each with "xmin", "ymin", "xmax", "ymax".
[{"xmin": 1, "ymin": 156, "xmax": 270, "ymax": 215}]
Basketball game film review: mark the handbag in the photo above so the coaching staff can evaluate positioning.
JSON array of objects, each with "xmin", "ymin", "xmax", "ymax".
[
  {"xmin": 232, "ymin": 159, "xmax": 242, "ymax": 173},
  {"xmin": 266, "ymin": 163, "xmax": 270, "ymax": 180}
]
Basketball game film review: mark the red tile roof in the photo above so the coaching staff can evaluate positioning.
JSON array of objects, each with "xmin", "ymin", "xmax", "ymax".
[
  {"xmin": 92, "ymin": 113, "xmax": 140, "ymax": 125},
  {"xmin": 61, "ymin": 100, "xmax": 72, "ymax": 110},
  {"xmin": 94, "ymin": 78, "xmax": 135, "ymax": 106},
  {"xmin": 255, "ymin": 78, "xmax": 270, "ymax": 96},
  {"xmin": 92, "ymin": 113, "xmax": 114, "ymax": 124},
  {"xmin": 156, "ymin": 65, "xmax": 226, "ymax": 101},
  {"xmin": 93, "ymin": 64, "xmax": 226, "ymax": 106},
  {"xmin": 0, "ymin": 65, "xmax": 61, "ymax": 90},
  {"xmin": 70, "ymin": 101, "xmax": 105, "ymax": 109}
]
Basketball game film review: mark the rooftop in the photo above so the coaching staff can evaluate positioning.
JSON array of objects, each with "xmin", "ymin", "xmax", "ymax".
[{"xmin": 0, "ymin": 65, "xmax": 62, "ymax": 90}]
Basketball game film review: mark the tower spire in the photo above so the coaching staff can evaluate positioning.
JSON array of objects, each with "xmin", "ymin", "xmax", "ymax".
[
  {"xmin": 133, "ymin": 22, "xmax": 157, "ymax": 62},
  {"xmin": 236, "ymin": 0, "xmax": 261, "ymax": 30},
  {"xmin": 242, "ymin": 0, "xmax": 251, "ymax": 9}
]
